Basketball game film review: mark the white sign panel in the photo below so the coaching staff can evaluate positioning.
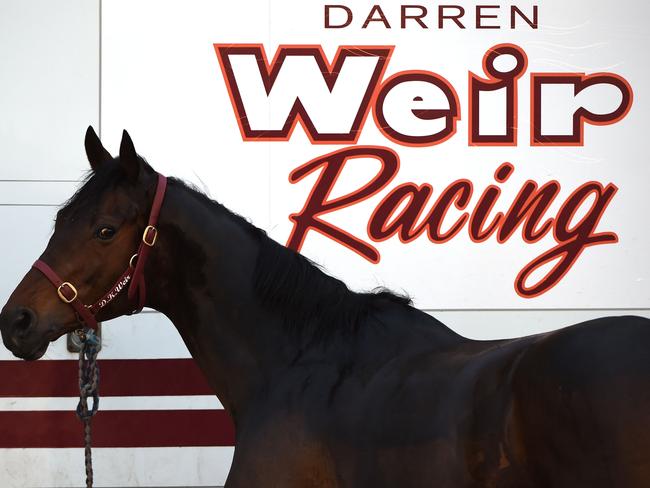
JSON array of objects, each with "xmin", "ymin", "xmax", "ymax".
[{"xmin": 101, "ymin": 0, "xmax": 650, "ymax": 309}]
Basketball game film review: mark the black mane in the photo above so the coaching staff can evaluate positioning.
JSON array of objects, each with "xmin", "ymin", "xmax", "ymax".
[
  {"xmin": 167, "ymin": 178, "xmax": 412, "ymax": 338},
  {"xmin": 253, "ymin": 237, "xmax": 412, "ymax": 338}
]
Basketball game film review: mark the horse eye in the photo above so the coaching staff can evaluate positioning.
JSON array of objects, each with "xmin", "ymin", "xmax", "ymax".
[{"xmin": 96, "ymin": 226, "xmax": 116, "ymax": 240}]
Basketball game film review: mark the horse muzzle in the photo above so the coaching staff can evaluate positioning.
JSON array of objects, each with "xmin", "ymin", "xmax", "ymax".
[{"xmin": 0, "ymin": 306, "xmax": 49, "ymax": 360}]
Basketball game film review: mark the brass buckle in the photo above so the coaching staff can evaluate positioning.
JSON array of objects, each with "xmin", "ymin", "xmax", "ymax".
[
  {"xmin": 57, "ymin": 282, "xmax": 78, "ymax": 304},
  {"xmin": 142, "ymin": 225, "xmax": 157, "ymax": 247}
]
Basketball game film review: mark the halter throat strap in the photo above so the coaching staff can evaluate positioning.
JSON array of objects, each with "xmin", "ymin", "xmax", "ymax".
[{"xmin": 32, "ymin": 173, "xmax": 168, "ymax": 330}]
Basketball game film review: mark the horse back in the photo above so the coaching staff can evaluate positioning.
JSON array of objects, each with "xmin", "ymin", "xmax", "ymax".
[{"xmin": 511, "ymin": 315, "xmax": 650, "ymax": 487}]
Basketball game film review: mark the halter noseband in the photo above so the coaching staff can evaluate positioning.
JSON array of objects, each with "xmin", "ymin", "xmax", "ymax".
[{"xmin": 32, "ymin": 173, "xmax": 168, "ymax": 330}]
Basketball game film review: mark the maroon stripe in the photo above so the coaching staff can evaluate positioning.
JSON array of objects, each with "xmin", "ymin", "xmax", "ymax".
[
  {"xmin": 0, "ymin": 359, "xmax": 213, "ymax": 397},
  {"xmin": 0, "ymin": 410, "xmax": 235, "ymax": 448}
]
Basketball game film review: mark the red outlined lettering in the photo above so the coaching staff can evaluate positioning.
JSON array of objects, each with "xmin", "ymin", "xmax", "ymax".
[
  {"xmin": 498, "ymin": 180, "xmax": 560, "ymax": 243},
  {"xmin": 287, "ymin": 154, "xmax": 619, "ymax": 298},
  {"xmin": 368, "ymin": 183, "xmax": 434, "ymax": 242},
  {"xmin": 286, "ymin": 146, "xmax": 399, "ymax": 263},
  {"xmin": 469, "ymin": 44, "xmax": 528, "ymax": 146},
  {"xmin": 373, "ymin": 71, "xmax": 460, "ymax": 146},
  {"xmin": 366, "ymin": 180, "xmax": 474, "ymax": 243},
  {"xmin": 530, "ymin": 73, "xmax": 633, "ymax": 146},
  {"xmin": 468, "ymin": 162, "xmax": 514, "ymax": 241},
  {"xmin": 214, "ymin": 44, "xmax": 393, "ymax": 144},
  {"xmin": 515, "ymin": 182, "xmax": 618, "ymax": 297},
  {"xmin": 421, "ymin": 180, "xmax": 473, "ymax": 242}
]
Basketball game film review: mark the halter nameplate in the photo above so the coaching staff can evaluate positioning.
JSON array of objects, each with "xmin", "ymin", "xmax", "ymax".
[
  {"xmin": 96, "ymin": 275, "xmax": 131, "ymax": 308},
  {"xmin": 88, "ymin": 272, "xmax": 133, "ymax": 314}
]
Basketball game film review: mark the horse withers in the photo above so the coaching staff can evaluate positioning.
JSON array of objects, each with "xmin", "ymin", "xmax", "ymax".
[{"xmin": 2, "ymin": 128, "xmax": 650, "ymax": 487}]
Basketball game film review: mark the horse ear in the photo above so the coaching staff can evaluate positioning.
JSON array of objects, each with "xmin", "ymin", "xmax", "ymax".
[
  {"xmin": 84, "ymin": 126, "xmax": 112, "ymax": 171},
  {"xmin": 119, "ymin": 130, "xmax": 142, "ymax": 182}
]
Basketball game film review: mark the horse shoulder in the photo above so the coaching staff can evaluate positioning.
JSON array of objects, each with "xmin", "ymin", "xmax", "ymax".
[{"xmin": 226, "ymin": 409, "xmax": 340, "ymax": 488}]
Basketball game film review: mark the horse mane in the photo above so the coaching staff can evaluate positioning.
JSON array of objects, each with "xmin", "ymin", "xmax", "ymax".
[
  {"xmin": 167, "ymin": 178, "xmax": 413, "ymax": 339},
  {"xmin": 253, "ymin": 234, "xmax": 413, "ymax": 339},
  {"xmin": 58, "ymin": 163, "xmax": 413, "ymax": 339}
]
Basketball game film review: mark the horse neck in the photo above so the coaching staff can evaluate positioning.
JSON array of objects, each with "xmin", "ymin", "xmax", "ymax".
[
  {"xmin": 143, "ymin": 180, "xmax": 466, "ymax": 420},
  {"xmin": 146, "ymin": 181, "xmax": 282, "ymax": 420}
]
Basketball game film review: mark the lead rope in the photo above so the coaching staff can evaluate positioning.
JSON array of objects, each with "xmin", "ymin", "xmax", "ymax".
[{"xmin": 76, "ymin": 328, "xmax": 100, "ymax": 488}]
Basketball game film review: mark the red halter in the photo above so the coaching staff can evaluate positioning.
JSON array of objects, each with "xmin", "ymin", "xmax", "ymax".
[{"xmin": 32, "ymin": 174, "xmax": 168, "ymax": 330}]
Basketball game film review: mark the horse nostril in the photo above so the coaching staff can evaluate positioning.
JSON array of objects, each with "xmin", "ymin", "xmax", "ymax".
[{"xmin": 12, "ymin": 307, "xmax": 37, "ymax": 336}]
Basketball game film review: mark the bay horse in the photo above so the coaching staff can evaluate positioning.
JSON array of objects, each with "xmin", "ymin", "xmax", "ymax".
[{"xmin": 2, "ymin": 128, "xmax": 650, "ymax": 487}]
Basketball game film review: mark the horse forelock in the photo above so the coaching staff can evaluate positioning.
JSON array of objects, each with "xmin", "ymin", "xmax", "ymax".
[
  {"xmin": 56, "ymin": 156, "xmax": 156, "ymax": 222},
  {"xmin": 56, "ymin": 162, "xmax": 126, "ymax": 222}
]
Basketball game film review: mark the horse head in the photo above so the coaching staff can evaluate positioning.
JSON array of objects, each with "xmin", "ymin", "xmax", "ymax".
[{"xmin": 0, "ymin": 127, "xmax": 159, "ymax": 360}]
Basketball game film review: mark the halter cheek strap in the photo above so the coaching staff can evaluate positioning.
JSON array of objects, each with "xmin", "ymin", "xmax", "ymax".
[{"xmin": 32, "ymin": 174, "xmax": 167, "ymax": 330}]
